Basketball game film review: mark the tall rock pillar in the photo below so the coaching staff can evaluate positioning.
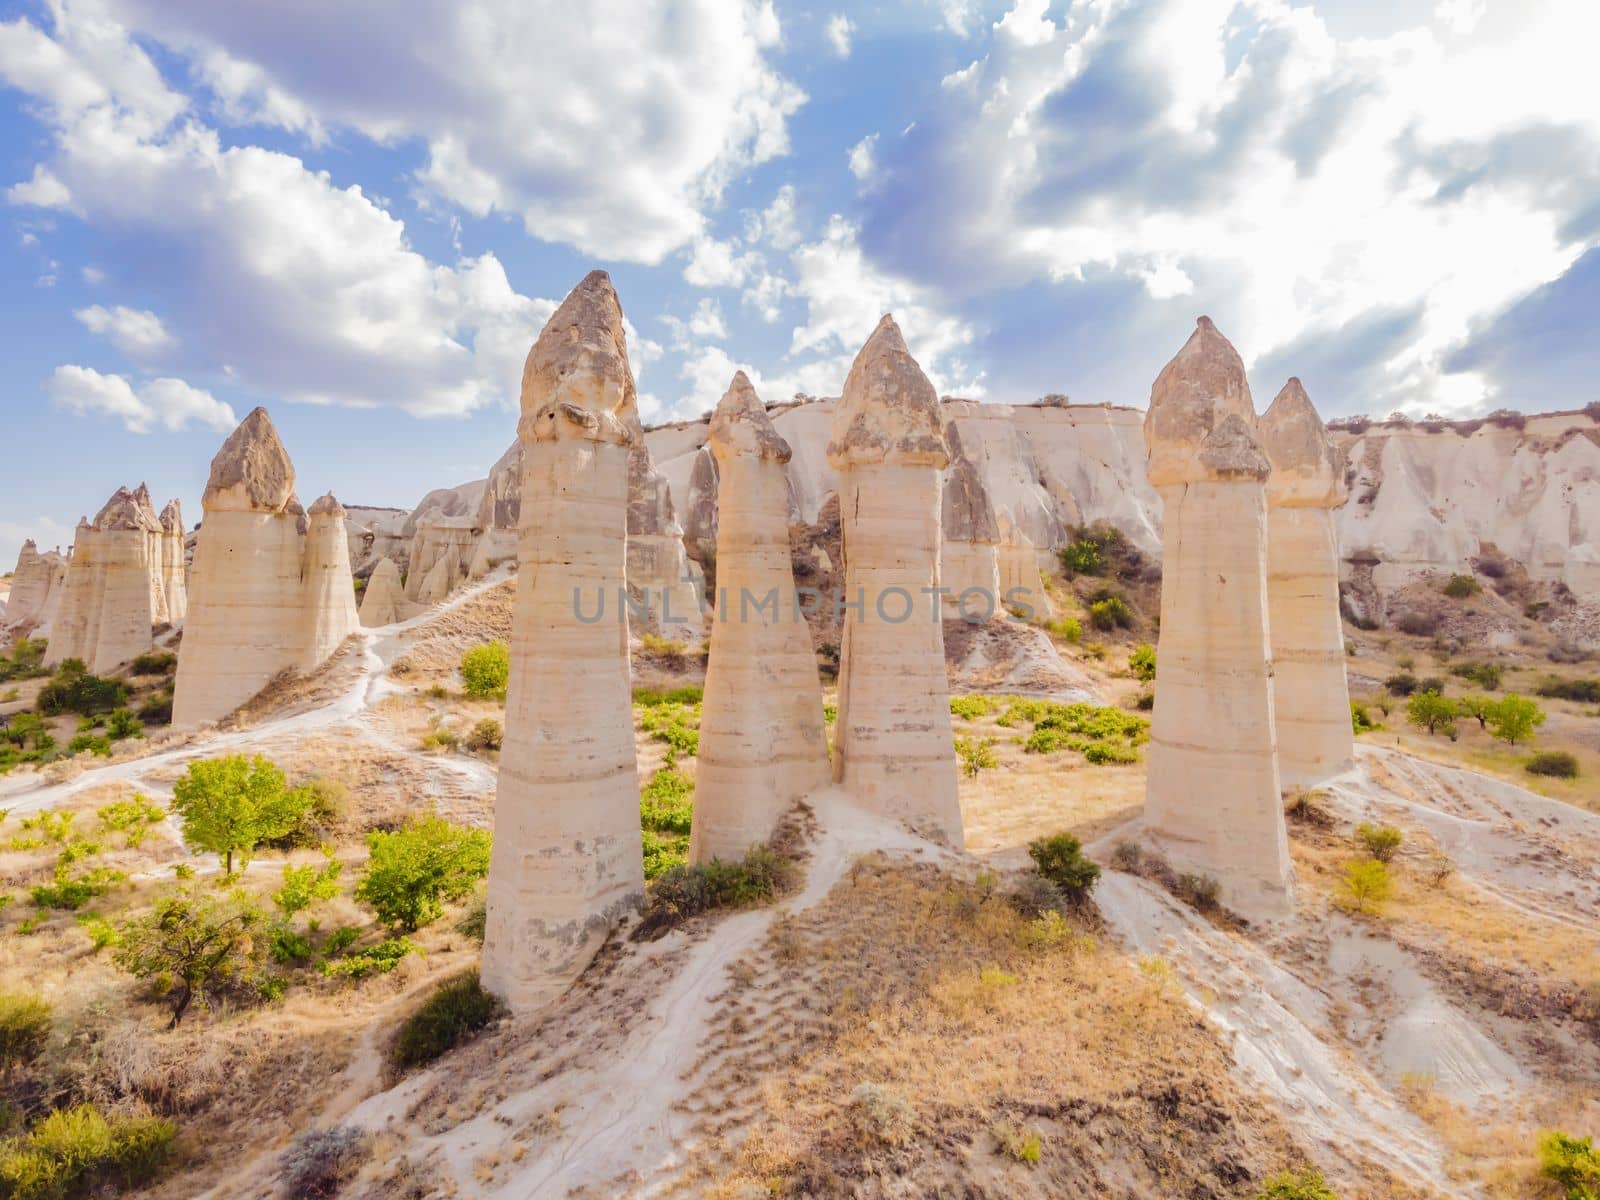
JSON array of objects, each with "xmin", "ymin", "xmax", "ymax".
[
  {"xmin": 172, "ymin": 408, "xmax": 309, "ymax": 728},
  {"xmin": 1143, "ymin": 317, "xmax": 1293, "ymax": 919},
  {"xmin": 481, "ymin": 271, "xmax": 645, "ymax": 1012},
  {"xmin": 45, "ymin": 488, "xmax": 161, "ymax": 673},
  {"xmin": 690, "ymin": 373, "xmax": 830, "ymax": 865},
  {"xmin": 158, "ymin": 500, "xmax": 187, "ymax": 624},
  {"xmin": 1260, "ymin": 379, "xmax": 1354, "ymax": 786},
  {"xmin": 827, "ymin": 316, "xmax": 963, "ymax": 842},
  {"xmin": 301, "ymin": 493, "xmax": 361, "ymax": 669}
]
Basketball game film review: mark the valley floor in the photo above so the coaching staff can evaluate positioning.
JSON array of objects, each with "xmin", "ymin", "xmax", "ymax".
[{"xmin": 1, "ymin": 576, "xmax": 1597, "ymax": 1198}]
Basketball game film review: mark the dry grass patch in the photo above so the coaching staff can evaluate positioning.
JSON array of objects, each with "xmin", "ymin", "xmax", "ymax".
[{"xmin": 674, "ymin": 858, "xmax": 1384, "ymax": 1198}]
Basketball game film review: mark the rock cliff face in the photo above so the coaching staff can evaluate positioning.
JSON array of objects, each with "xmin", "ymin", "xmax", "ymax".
[{"xmin": 374, "ymin": 401, "xmax": 1600, "ymax": 638}]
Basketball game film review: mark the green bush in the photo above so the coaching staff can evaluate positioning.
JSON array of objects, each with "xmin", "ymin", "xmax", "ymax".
[
  {"xmin": 390, "ymin": 971, "xmax": 499, "ymax": 1070},
  {"xmin": 1128, "ymin": 644, "xmax": 1156, "ymax": 682},
  {"xmin": 1526, "ymin": 751, "xmax": 1579, "ymax": 779},
  {"xmin": 1539, "ymin": 1130, "xmax": 1600, "ymax": 1200},
  {"xmin": 1535, "ymin": 677, "xmax": 1600, "ymax": 703},
  {"xmin": 31, "ymin": 864, "xmax": 124, "ymax": 910},
  {"xmin": 1083, "ymin": 741, "xmax": 1140, "ymax": 765},
  {"xmin": 66, "ymin": 733, "xmax": 112, "ymax": 758},
  {"xmin": 129, "ymin": 652, "xmax": 177, "ymax": 677},
  {"xmin": 1356, "ymin": 823, "xmax": 1403, "ymax": 862},
  {"xmin": 632, "ymin": 684, "xmax": 704, "ymax": 707},
  {"xmin": 459, "ymin": 642, "xmax": 510, "ymax": 699},
  {"xmin": 105, "ymin": 708, "xmax": 143, "ymax": 741},
  {"xmin": 262, "ymin": 777, "xmax": 347, "ymax": 850},
  {"xmin": 465, "ymin": 717, "xmax": 502, "ymax": 752},
  {"xmin": 1256, "ymin": 1167, "xmax": 1339, "ymax": 1199},
  {"xmin": 35, "ymin": 660, "xmax": 126, "ymax": 717},
  {"xmin": 0, "ymin": 990, "xmax": 51, "ymax": 1064},
  {"xmin": 355, "ymin": 816, "xmax": 492, "ymax": 932},
  {"xmin": 1058, "ymin": 538, "xmax": 1103, "ymax": 577},
  {"xmin": 1449, "ymin": 661, "xmax": 1503, "ymax": 690},
  {"xmin": 1087, "ymin": 595, "xmax": 1133, "ymax": 631},
  {"xmin": 0, "ymin": 638, "xmax": 48, "ymax": 683},
  {"xmin": 1350, "ymin": 701, "xmax": 1382, "ymax": 733},
  {"xmin": 321, "ymin": 937, "xmax": 416, "ymax": 979},
  {"xmin": 1027, "ymin": 832, "xmax": 1100, "ymax": 901},
  {"xmin": 642, "ymin": 843, "xmax": 795, "ymax": 934},
  {"xmin": 1046, "ymin": 617, "xmax": 1083, "ymax": 643},
  {"xmin": 950, "ymin": 694, "xmax": 1000, "ymax": 721},
  {"xmin": 272, "ymin": 855, "xmax": 343, "ymax": 919},
  {"xmin": 135, "ymin": 690, "xmax": 173, "ymax": 725},
  {"xmin": 171, "ymin": 754, "xmax": 316, "ymax": 874},
  {"xmin": 640, "ymin": 767, "xmax": 693, "ymax": 835},
  {"xmin": 1385, "ymin": 672, "xmax": 1420, "ymax": 696},
  {"xmin": 0, "ymin": 1104, "xmax": 175, "ymax": 1199},
  {"xmin": 642, "ymin": 827, "xmax": 690, "ymax": 881},
  {"xmin": 1443, "ymin": 574, "xmax": 1480, "ymax": 599}
]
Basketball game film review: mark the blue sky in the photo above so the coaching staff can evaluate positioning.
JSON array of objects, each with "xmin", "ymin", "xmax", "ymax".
[{"xmin": 2, "ymin": 0, "xmax": 1597, "ymax": 566}]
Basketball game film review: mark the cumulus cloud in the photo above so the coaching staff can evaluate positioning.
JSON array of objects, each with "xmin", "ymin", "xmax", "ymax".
[
  {"xmin": 47, "ymin": 364, "xmax": 236, "ymax": 433},
  {"xmin": 74, "ymin": 304, "xmax": 175, "ymax": 356},
  {"xmin": 825, "ymin": 13, "xmax": 855, "ymax": 58},
  {"xmin": 1, "ymin": 4, "xmax": 562, "ymax": 418},
  {"xmin": 77, "ymin": 0, "xmax": 805, "ymax": 264},
  {"xmin": 847, "ymin": 134, "xmax": 879, "ymax": 184},
  {"xmin": 860, "ymin": 0, "xmax": 1600, "ymax": 414}
]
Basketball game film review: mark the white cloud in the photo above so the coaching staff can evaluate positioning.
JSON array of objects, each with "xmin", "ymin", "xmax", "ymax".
[
  {"xmin": 81, "ymin": 265, "xmax": 106, "ymax": 284},
  {"xmin": 688, "ymin": 297, "xmax": 728, "ymax": 341},
  {"xmin": 847, "ymin": 133, "xmax": 878, "ymax": 184},
  {"xmin": 825, "ymin": 13, "xmax": 855, "ymax": 58},
  {"xmin": 74, "ymin": 304, "xmax": 176, "ymax": 356},
  {"xmin": 83, "ymin": 0, "xmax": 806, "ymax": 264},
  {"xmin": 47, "ymin": 364, "xmax": 236, "ymax": 433},
  {"xmin": 861, "ymin": 0, "xmax": 1600, "ymax": 414},
  {"xmin": 0, "ymin": 6, "xmax": 564, "ymax": 418},
  {"xmin": 683, "ymin": 234, "xmax": 758, "ymax": 288},
  {"xmin": 935, "ymin": 0, "xmax": 980, "ymax": 38},
  {"xmin": 787, "ymin": 216, "xmax": 981, "ymax": 397},
  {"xmin": 7, "ymin": 165, "xmax": 72, "ymax": 207},
  {"xmin": 746, "ymin": 184, "xmax": 802, "ymax": 251}
]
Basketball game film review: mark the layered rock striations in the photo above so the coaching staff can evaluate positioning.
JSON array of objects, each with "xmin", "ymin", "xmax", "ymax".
[
  {"xmin": 158, "ymin": 500, "xmax": 187, "ymax": 625},
  {"xmin": 691, "ymin": 374, "xmax": 830, "ymax": 864},
  {"xmin": 995, "ymin": 510, "xmax": 1056, "ymax": 625},
  {"xmin": 1143, "ymin": 318, "xmax": 1294, "ymax": 919},
  {"xmin": 45, "ymin": 486, "xmax": 166, "ymax": 673},
  {"xmin": 827, "ymin": 316, "xmax": 963, "ymax": 842},
  {"xmin": 1261, "ymin": 380, "xmax": 1354, "ymax": 786},
  {"xmin": 173, "ymin": 408, "xmax": 359, "ymax": 727},
  {"xmin": 481, "ymin": 271, "xmax": 645, "ymax": 1013}
]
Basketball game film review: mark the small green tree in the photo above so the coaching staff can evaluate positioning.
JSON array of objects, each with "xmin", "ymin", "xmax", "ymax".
[
  {"xmin": 272, "ymin": 853, "xmax": 343, "ymax": 920},
  {"xmin": 1487, "ymin": 694, "xmax": 1545, "ymax": 745},
  {"xmin": 1356, "ymin": 823, "xmax": 1403, "ymax": 863},
  {"xmin": 1405, "ymin": 690, "xmax": 1457, "ymax": 737},
  {"xmin": 1455, "ymin": 693, "xmax": 1493, "ymax": 730},
  {"xmin": 459, "ymin": 642, "xmax": 510, "ymax": 699},
  {"xmin": 955, "ymin": 736, "xmax": 999, "ymax": 779},
  {"xmin": 1339, "ymin": 860, "xmax": 1392, "ymax": 916},
  {"xmin": 1128, "ymin": 644, "xmax": 1156, "ymax": 682},
  {"xmin": 114, "ymin": 890, "xmax": 265, "ymax": 1026},
  {"xmin": 1027, "ymin": 832, "xmax": 1100, "ymax": 901},
  {"xmin": 170, "ymin": 755, "xmax": 313, "ymax": 874},
  {"xmin": 355, "ymin": 816, "xmax": 492, "ymax": 932},
  {"xmin": 1539, "ymin": 1130, "xmax": 1600, "ymax": 1200}
]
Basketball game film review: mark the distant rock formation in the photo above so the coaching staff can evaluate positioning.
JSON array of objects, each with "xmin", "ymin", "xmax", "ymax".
[
  {"xmin": 173, "ymin": 408, "xmax": 359, "ymax": 728},
  {"xmin": 358, "ymin": 556, "xmax": 406, "ymax": 627},
  {"xmin": 1261, "ymin": 380, "xmax": 1354, "ymax": 787},
  {"xmin": 45, "ymin": 485, "xmax": 171, "ymax": 673},
  {"xmin": 828, "ymin": 315, "xmax": 963, "ymax": 843},
  {"xmin": 691, "ymin": 373, "xmax": 829, "ymax": 864},
  {"xmin": 157, "ymin": 500, "xmax": 187, "ymax": 625},
  {"xmin": 481, "ymin": 270, "xmax": 645, "ymax": 1014},
  {"xmin": 940, "ymin": 422, "xmax": 1002, "ymax": 621},
  {"xmin": 3, "ymin": 541, "xmax": 68, "ymax": 635},
  {"xmin": 1142, "ymin": 318, "xmax": 1294, "ymax": 920},
  {"xmin": 995, "ymin": 510, "xmax": 1056, "ymax": 624}
]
